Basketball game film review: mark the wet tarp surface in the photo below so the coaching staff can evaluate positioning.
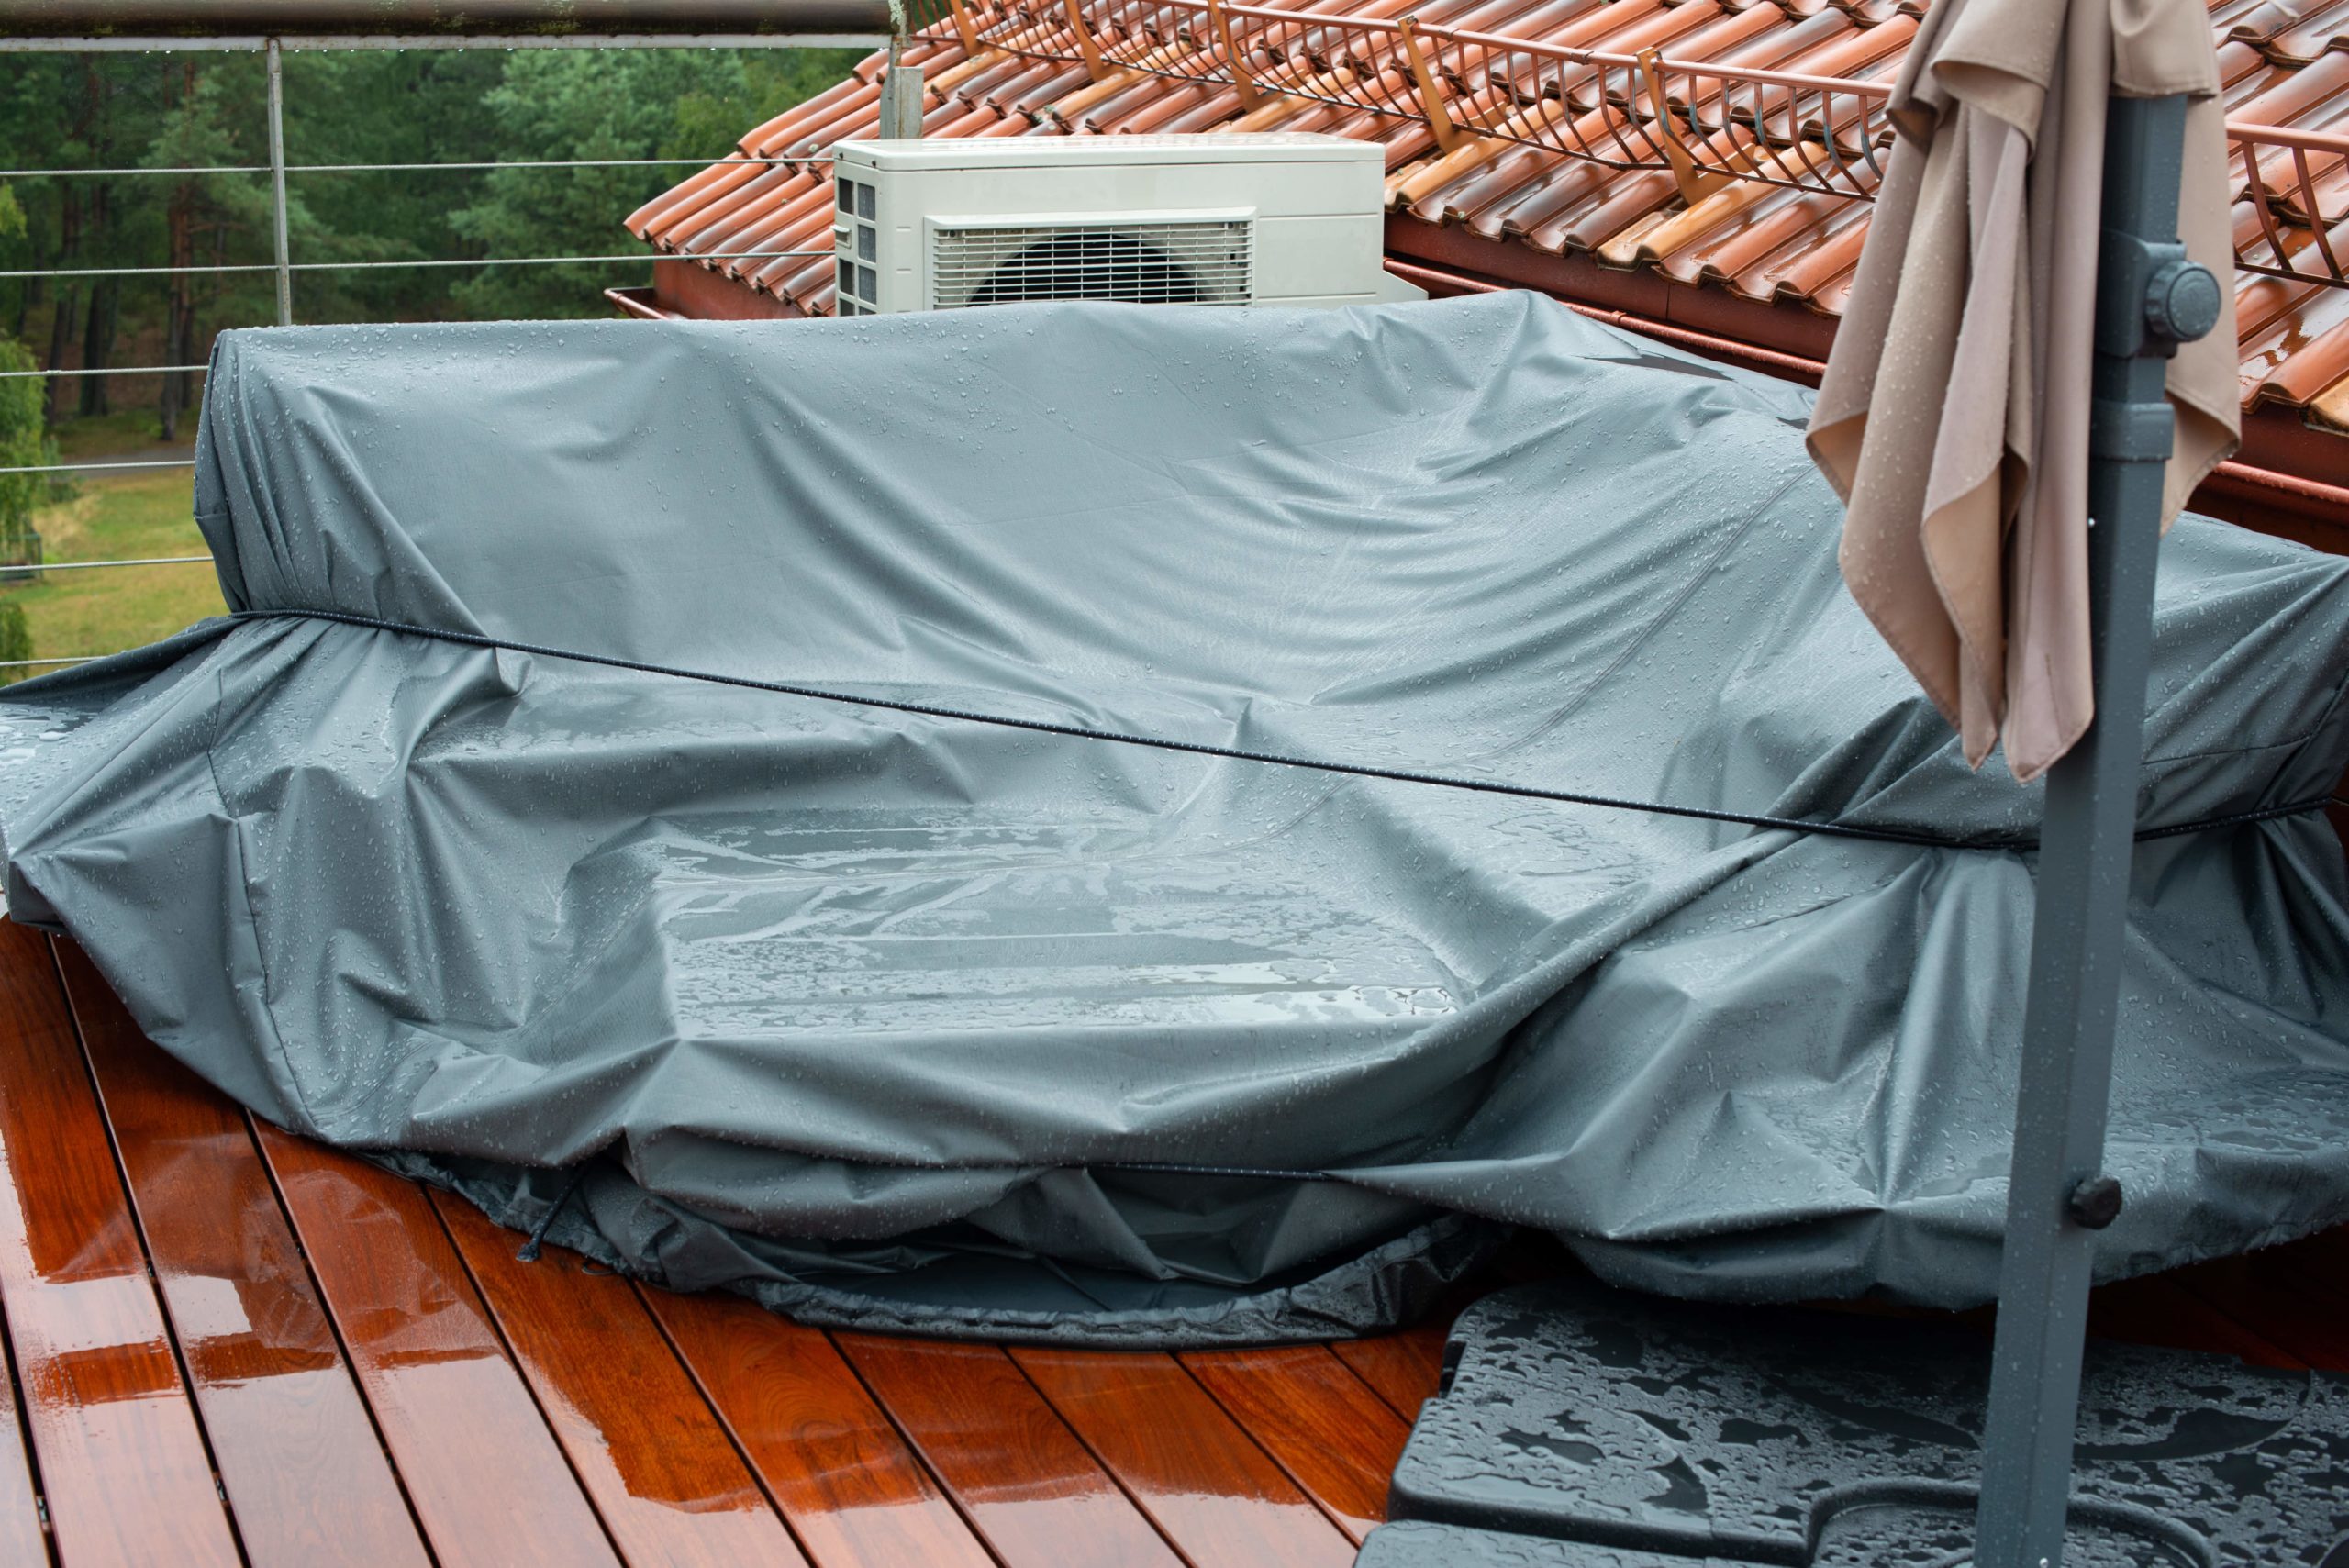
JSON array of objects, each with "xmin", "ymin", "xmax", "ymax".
[{"xmin": 4, "ymin": 293, "xmax": 2347, "ymax": 1343}]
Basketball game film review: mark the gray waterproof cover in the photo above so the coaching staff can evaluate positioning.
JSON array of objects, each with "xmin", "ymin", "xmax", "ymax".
[{"xmin": 4, "ymin": 293, "xmax": 2348, "ymax": 1344}]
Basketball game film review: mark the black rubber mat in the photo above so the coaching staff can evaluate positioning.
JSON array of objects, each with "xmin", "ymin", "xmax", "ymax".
[{"xmin": 1360, "ymin": 1280, "xmax": 2349, "ymax": 1566}]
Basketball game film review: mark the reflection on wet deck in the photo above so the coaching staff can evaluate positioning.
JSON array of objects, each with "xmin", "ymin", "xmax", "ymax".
[{"xmin": 0, "ymin": 917, "xmax": 2341, "ymax": 1567}]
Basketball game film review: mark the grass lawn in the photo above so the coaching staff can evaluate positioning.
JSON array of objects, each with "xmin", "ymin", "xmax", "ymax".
[
  {"xmin": 1, "ymin": 469, "xmax": 224, "ymax": 681},
  {"xmin": 49, "ymin": 408, "xmax": 186, "ymax": 462}
]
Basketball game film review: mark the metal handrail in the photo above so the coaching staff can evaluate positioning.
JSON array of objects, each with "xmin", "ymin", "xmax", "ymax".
[
  {"xmin": 0, "ymin": 32, "xmax": 888, "ymax": 50},
  {"xmin": 0, "ymin": 1, "xmax": 894, "ymax": 38}
]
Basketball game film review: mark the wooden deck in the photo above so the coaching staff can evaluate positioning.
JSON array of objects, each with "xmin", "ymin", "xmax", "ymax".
[{"xmin": 0, "ymin": 914, "xmax": 2343, "ymax": 1568}]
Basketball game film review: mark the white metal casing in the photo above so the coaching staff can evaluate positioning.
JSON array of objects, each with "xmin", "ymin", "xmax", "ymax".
[{"xmin": 829, "ymin": 133, "xmax": 1421, "ymax": 315}]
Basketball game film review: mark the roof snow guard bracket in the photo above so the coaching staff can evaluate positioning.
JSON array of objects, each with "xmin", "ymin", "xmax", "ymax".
[
  {"xmin": 1635, "ymin": 46, "xmax": 1731, "ymax": 209},
  {"xmin": 1359, "ymin": 1278, "xmax": 2349, "ymax": 1567},
  {"xmin": 1396, "ymin": 17, "xmax": 1460, "ymax": 157},
  {"xmin": 1206, "ymin": 0, "xmax": 1261, "ymax": 111},
  {"xmin": 1062, "ymin": 0, "xmax": 1110, "ymax": 80}
]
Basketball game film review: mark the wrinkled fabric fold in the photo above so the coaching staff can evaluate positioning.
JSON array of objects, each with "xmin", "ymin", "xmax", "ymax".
[{"xmin": 0, "ymin": 296, "xmax": 2343, "ymax": 1342}]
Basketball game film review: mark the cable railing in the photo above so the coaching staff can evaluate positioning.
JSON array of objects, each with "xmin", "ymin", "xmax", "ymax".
[
  {"xmin": 6, "ymin": 1, "xmax": 2346, "ymax": 672},
  {"xmin": 936, "ymin": 0, "xmax": 2348, "ymax": 289},
  {"xmin": 2, "ymin": 155, "xmax": 838, "ymax": 177},
  {"xmin": 0, "ymin": 459, "xmax": 196, "ymax": 475},
  {"xmin": 0, "ymin": 363, "xmax": 209, "ymax": 378},
  {"xmin": 0, "ymin": 15, "xmax": 889, "ymax": 670},
  {"xmin": 4, "ymin": 250, "xmax": 832, "ymax": 284}
]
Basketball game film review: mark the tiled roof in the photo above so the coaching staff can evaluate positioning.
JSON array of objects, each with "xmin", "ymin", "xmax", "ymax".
[{"xmin": 626, "ymin": 0, "xmax": 2349, "ymax": 448}]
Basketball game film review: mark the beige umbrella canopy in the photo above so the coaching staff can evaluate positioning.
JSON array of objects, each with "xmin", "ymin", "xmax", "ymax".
[{"xmin": 1807, "ymin": 0, "xmax": 2237, "ymax": 783}]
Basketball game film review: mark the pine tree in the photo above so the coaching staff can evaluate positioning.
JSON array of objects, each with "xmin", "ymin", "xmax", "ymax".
[{"xmin": 0, "ymin": 183, "xmax": 49, "ymax": 580}]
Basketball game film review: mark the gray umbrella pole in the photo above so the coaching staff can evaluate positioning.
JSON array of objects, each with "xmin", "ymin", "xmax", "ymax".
[{"xmin": 1975, "ymin": 92, "xmax": 2220, "ymax": 1566}]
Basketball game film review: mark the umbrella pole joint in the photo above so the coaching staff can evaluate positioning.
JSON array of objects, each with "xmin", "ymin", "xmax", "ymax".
[{"xmin": 1973, "ymin": 91, "xmax": 2219, "ymax": 1568}]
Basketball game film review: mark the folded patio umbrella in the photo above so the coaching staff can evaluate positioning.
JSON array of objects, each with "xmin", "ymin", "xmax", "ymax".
[{"xmin": 1806, "ymin": 0, "xmax": 2237, "ymax": 781}]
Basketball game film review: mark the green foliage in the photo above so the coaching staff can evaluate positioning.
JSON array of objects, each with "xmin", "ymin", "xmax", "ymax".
[
  {"xmin": 0, "ymin": 45, "xmax": 872, "ymax": 671},
  {"xmin": 277, "ymin": 50, "xmax": 504, "ymax": 324},
  {"xmin": 0, "ymin": 601, "xmax": 28, "ymax": 680},
  {"xmin": 0, "ymin": 334, "xmax": 49, "ymax": 571},
  {"xmin": 448, "ymin": 48, "xmax": 863, "ymax": 320},
  {"xmin": 0, "ymin": 46, "xmax": 864, "ymax": 354},
  {"xmin": 0, "ymin": 53, "xmax": 284, "ymax": 424},
  {"xmin": 142, "ymin": 63, "xmax": 279, "ymax": 254},
  {"xmin": 0, "ymin": 468, "xmax": 228, "ymax": 675}
]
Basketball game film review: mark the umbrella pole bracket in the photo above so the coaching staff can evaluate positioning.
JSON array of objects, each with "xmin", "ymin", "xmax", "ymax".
[
  {"xmin": 1973, "ymin": 91, "xmax": 2218, "ymax": 1568},
  {"xmin": 2092, "ymin": 230, "xmax": 2224, "ymax": 368}
]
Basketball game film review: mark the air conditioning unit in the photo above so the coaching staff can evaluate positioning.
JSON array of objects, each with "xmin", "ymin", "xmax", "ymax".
[{"xmin": 829, "ymin": 133, "xmax": 1422, "ymax": 316}]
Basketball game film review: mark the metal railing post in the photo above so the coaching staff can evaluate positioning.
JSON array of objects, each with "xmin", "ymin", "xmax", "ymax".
[
  {"xmin": 266, "ymin": 36, "xmax": 292, "ymax": 324},
  {"xmin": 877, "ymin": 39, "xmax": 923, "ymax": 137},
  {"xmin": 0, "ymin": 13, "xmax": 873, "ymax": 669},
  {"xmin": 1973, "ymin": 90, "xmax": 2221, "ymax": 1567}
]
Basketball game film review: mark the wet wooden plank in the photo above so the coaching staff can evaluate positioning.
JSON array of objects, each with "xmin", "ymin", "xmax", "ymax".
[
  {"xmin": 0, "ymin": 1319, "xmax": 45, "ymax": 1568},
  {"xmin": 2086, "ymin": 1273, "xmax": 2303, "ymax": 1369},
  {"xmin": 2246, "ymin": 1268, "xmax": 2349, "ymax": 1373},
  {"xmin": 2165, "ymin": 1247, "xmax": 2349, "ymax": 1372},
  {"xmin": 1329, "ymin": 1324, "xmax": 1448, "ymax": 1424},
  {"xmin": 1009, "ymin": 1346, "xmax": 1359, "ymax": 1568},
  {"xmin": 836, "ymin": 1331, "xmax": 1181, "ymax": 1568},
  {"xmin": 0, "ymin": 920, "xmax": 240, "ymax": 1568},
  {"xmin": 0, "ymin": 953, "xmax": 50, "ymax": 1568},
  {"xmin": 58, "ymin": 937, "xmax": 432, "ymax": 1568},
  {"xmin": 252, "ymin": 1121, "xmax": 623, "ymax": 1568},
  {"xmin": 1179, "ymin": 1345, "xmax": 1408, "ymax": 1543},
  {"xmin": 2263, "ymin": 1222, "xmax": 2349, "ymax": 1304},
  {"xmin": 432, "ymin": 1191, "xmax": 811, "ymax": 1568},
  {"xmin": 637, "ymin": 1285, "xmax": 997, "ymax": 1568}
]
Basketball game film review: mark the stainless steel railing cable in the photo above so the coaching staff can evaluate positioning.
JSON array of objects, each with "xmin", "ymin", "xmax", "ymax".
[
  {"xmin": 0, "ymin": 155, "xmax": 837, "ymax": 179},
  {"xmin": 0, "ymin": 250, "xmax": 831, "ymax": 284}
]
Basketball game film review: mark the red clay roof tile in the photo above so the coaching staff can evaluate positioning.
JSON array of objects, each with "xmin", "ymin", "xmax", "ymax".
[{"xmin": 628, "ymin": 0, "xmax": 2349, "ymax": 444}]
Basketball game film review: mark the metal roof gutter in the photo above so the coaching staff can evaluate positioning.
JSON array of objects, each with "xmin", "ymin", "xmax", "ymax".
[{"xmin": 2198, "ymin": 459, "xmax": 2349, "ymax": 548}]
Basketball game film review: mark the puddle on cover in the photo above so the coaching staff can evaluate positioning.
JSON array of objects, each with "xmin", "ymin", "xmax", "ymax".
[{"xmin": 639, "ymin": 811, "xmax": 1469, "ymax": 1034}]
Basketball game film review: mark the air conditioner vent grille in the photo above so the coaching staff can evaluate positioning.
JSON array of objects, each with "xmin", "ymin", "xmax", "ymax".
[{"xmin": 930, "ymin": 220, "xmax": 1252, "ymax": 310}]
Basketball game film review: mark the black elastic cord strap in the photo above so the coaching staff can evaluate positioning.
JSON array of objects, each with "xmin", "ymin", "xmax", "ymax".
[
  {"xmin": 517, "ymin": 1164, "xmax": 592, "ymax": 1262},
  {"xmin": 235, "ymin": 607, "xmax": 2335, "ymax": 853}
]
